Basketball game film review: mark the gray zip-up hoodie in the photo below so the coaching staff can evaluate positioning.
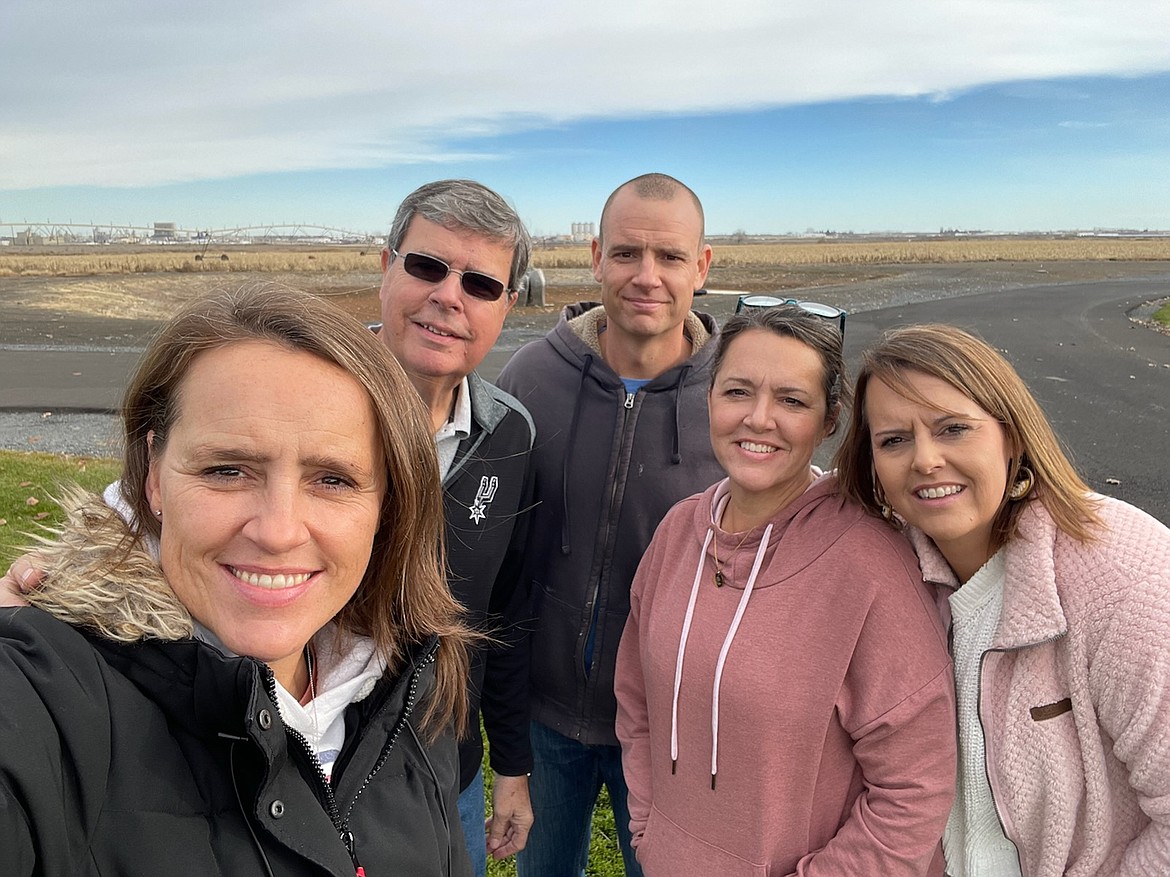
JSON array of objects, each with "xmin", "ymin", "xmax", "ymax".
[{"xmin": 497, "ymin": 302, "xmax": 724, "ymax": 745}]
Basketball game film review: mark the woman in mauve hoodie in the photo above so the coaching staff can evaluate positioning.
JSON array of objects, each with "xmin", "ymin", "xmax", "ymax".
[{"xmin": 615, "ymin": 304, "xmax": 956, "ymax": 877}]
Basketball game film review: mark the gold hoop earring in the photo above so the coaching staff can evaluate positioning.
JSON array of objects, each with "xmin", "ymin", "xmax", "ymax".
[
  {"xmin": 873, "ymin": 481, "xmax": 895, "ymax": 523},
  {"xmin": 1009, "ymin": 465, "xmax": 1034, "ymax": 501}
]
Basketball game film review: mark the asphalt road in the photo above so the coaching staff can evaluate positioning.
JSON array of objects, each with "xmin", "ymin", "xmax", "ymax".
[
  {"xmin": 839, "ymin": 277, "xmax": 1170, "ymax": 523},
  {"xmin": 2, "ymin": 274, "xmax": 1167, "ymax": 523}
]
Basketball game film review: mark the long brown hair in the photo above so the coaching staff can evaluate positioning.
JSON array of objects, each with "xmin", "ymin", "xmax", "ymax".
[
  {"xmin": 119, "ymin": 283, "xmax": 472, "ymax": 737},
  {"xmin": 834, "ymin": 323, "xmax": 1101, "ymax": 551}
]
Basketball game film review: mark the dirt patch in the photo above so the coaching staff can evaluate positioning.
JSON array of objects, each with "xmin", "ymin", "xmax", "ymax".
[{"xmin": 2, "ymin": 260, "xmax": 1167, "ymax": 348}]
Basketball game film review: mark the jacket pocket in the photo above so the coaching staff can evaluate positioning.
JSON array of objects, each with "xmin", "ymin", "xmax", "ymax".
[
  {"xmin": 639, "ymin": 805, "xmax": 768, "ymax": 877},
  {"xmin": 529, "ymin": 580, "xmax": 584, "ymax": 701},
  {"xmin": 1029, "ymin": 697, "xmax": 1072, "ymax": 721}
]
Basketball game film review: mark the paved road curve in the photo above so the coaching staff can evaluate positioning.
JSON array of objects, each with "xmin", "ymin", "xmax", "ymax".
[
  {"xmin": 2, "ymin": 275, "xmax": 1167, "ymax": 523},
  {"xmin": 842, "ymin": 276, "xmax": 1170, "ymax": 524}
]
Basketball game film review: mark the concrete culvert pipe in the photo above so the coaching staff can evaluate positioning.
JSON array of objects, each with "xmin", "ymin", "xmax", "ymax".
[{"xmin": 523, "ymin": 268, "xmax": 546, "ymax": 306}]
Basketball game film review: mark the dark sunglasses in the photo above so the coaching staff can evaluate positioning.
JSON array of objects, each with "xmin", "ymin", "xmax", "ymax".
[
  {"xmin": 392, "ymin": 249, "xmax": 509, "ymax": 301},
  {"xmin": 734, "ymin": 295, "xmax": 847, "ymax": 336}
]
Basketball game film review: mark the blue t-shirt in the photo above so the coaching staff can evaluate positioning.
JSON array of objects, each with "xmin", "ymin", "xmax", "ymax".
[{"xmin": 620, "ymin": 377, "xmax": 652, "ymax": 394}]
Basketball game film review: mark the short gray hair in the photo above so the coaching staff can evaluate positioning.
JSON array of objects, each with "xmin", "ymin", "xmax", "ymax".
[{"xmin": 388, "ymin": 179, "xmax": 532, "ymax": 291}]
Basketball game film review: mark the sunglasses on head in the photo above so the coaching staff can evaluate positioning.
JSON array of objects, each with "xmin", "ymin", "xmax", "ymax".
[
  {"xmin": 734, "ymin": 295, "xmax": 847, "ymax": 336},
  {"xmin": 392, "ymin": 249, "xmax": 510, "ymax": 301}
]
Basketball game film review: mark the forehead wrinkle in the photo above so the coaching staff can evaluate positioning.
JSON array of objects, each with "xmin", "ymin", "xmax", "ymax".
[
  {"xmin": 719, "ymin": 360, "xmax": 820, "ymax": 387},
  {"xmin": 414, "ymin": 249, "xmax": 507, "ymax": 285},
  {"xmin": 867, "ymin": 384, "xmax": 979, "ymax": 433},
  {"xmin": 302, "ymin": 452, "xmax": 379, "ymax": 480},
  {"xmin": 403, "ymin": 217, "xmax": 512, "ymax": 281},
  {"xmin": 772, "ymin": 384, "xmax": 816, "ymax": 396},
  {"xmin": 611, "ymin": 233, "xmax": 696, "ymax": 255},
  {"xmin": 184, "ymin": 443, "xmax": 270, "ymax": 464},
  {"xmin": 182, "ymin": 442, "xmax": 379, "ymax": 481}
]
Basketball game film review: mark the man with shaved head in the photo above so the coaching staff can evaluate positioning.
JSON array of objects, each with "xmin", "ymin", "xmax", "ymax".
[{"xmin": 497, "ymin": 173, "xmax": 725, "ymax": 876}]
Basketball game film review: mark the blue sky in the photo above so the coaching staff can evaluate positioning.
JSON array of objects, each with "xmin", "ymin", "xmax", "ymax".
[{"xmin": 3, "ymin": 1, "xmax": 1169, "ymax": 236}]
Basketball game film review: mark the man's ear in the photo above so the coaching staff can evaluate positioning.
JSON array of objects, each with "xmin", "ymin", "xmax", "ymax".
[{"xmin": 695, "ymin": 243, "xmax": 713, "ymax": 287}]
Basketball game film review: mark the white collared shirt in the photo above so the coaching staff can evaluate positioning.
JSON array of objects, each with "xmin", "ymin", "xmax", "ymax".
[{"xmin": 434, "ymin": 376, "xmax": 472, "ymax": 479}]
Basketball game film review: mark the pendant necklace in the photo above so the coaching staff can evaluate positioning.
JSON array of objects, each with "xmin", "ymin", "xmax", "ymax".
[
  {"xmin": 302, "ymin": 642, "xmax": 321, "ymax": 745},
  {"xmin": 711, "ymin": 527, "xmax": 753, "ymax": 587}
]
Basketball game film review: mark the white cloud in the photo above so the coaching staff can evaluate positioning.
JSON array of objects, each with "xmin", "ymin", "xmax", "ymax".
[{"xmin": 3, "ymin": 0, "xmax": 1169, "ymax": 188}]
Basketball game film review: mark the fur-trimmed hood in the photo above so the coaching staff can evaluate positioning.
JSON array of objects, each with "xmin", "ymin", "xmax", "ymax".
[
  {"xmin": 1, "ymin": 486, "xmax": 469, "ymax": 877},
  {"xmin": 565, "ymin": 302, "xmax": 713, "ymax": 358},
  {"xmin": 25, "ymin": 486, "xmax": 194, "ymax": 643}
]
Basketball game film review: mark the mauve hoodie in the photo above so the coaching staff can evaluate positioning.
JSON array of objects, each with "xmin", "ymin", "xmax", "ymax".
[{"xmin": 615, "ymin": 474, "xmax": 956, "ymax": 877}]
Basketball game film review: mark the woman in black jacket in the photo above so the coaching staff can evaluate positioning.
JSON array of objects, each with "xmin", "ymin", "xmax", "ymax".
[{"xmin": 0, "ymin": 285, "xmax": 474, "ymax": 876}]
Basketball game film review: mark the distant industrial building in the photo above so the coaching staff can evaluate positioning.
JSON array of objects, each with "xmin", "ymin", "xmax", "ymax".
[
  {"xmin": 152, "ymin": 222, "xmax": 177, "ymax": 241},
  {"xmin": 570, "ymin": 222, "xmax": 595, "ymax": 242},
  {"xmin": 14, "ymin": 230, "xmax": 45, "ymax": 246}
]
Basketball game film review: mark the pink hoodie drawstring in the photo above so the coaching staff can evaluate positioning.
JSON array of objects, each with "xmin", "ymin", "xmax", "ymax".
[
  {"xmin": 671, "ymin": 523, "xmax": 773, "ymax": 789},
  {"xmin": 670, "ymin": 527, "xmax": 712, "ymax": 774}
]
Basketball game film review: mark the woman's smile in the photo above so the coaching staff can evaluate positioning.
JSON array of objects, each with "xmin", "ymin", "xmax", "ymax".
[
  {"xmin": 708, "ymin": 330, "xmax": 831, "ymax": 527},
  {"xmin": 147, "ymin": 341, "xmax": 386, "ymax": 691}
]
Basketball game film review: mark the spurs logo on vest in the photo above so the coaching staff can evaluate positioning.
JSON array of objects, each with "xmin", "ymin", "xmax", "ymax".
[{"xmin": 469, "ymin": 475, "xmax": 499, "ymax": 524}]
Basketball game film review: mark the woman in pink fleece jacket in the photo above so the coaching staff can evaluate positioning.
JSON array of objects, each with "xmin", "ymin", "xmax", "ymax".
[
  {"xmin": 835, "ymin": 323, "xmax": 1170, "ymax": 877},
  {"xmin": 614, "ymin": 304, "xmax": 957, "ymax": 877}
]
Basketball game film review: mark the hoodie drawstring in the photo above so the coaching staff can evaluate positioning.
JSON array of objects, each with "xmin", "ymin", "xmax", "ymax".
[
  {"xmin": 560, "ymin": 354, "xmax": 593, "ymax": 554},
  {"xmin": 670, "ymin": 364, "xmax": 690, "ymax": 464},
  {"xmin": 710, "ymin": 524, "xmax": 771, "ymax": 788},
  {"xmin": 670, "ymin": 523, "xmax": 773, "ymax": 790},
  {"xmin": 670, "ymin": 527, "xmax": 712, "ymax": 774}
]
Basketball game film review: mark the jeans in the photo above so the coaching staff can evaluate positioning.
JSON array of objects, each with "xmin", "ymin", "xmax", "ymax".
[
  {"xmin": 516, "ymin": 720, "xmax": 643, "ymax": 877},
  {"xmin": 457, "ymin": 767, "xmax": 487, "ymax": 877}
]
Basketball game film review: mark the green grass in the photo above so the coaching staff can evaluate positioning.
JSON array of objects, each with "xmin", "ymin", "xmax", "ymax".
[
  {"xmin": 1153, "ymin": 301, "xmax": 1170, "ymax": 327},
  {"xmin": 1, "ymin": 450, "xmax": 629, "ymax": 874},
  {"xmin": 0, "ymin": 450, "xmax": 122, "ymax": 561},
  {"xmin": 484, "ymin": 761, "xmax": 626, "ymax": 877}
]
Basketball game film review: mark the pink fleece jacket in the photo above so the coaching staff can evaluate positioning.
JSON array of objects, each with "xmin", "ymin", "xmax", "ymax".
[
  {"xmin": 615, "ymin": 474, "xmax": 957, "ymax": 877},
  {"xmin": 909, "ymin": 495, "xmax": 1170, "ymax": 877}
]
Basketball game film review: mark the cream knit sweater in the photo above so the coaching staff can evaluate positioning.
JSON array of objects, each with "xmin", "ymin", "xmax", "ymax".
[{"xmin": 909, "ymin": 495, "xmax": 1170, "ymax": 876}]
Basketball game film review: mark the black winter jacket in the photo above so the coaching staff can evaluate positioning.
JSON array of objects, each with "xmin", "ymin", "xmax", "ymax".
[
  {"xmin": 443, "ymin": 372, "xmax": 536, "ymax": 788},
  {"xmin": 0, "ymin": 495, "xmax": 470, "ymax": 877},
  {"xmin": 497, "ymin": 303, "xmax": 725, "ymax": 745},
  {"xmin": 98, "ymin": 367, "xmax": 535, "ymax": 794}
]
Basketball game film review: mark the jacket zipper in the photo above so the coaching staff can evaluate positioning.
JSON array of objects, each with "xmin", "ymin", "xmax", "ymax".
[
  {"xmin": 340, "ymin": 646, "xmax": 436, "ymax": 827},
  {"xmin": 260, "ymin": 641, "xmax": 437, "ymax": 877},
  {"xmin": 582, "ymin": 390, "xmax": 638, "ymax": 683},
  {"xmin": 974, "ymin": 647, "xmax": 1014, "ymax": 851},
  {"xmin": 974, "ymin": 631, "xmax": 1064, "ymax": 877}
]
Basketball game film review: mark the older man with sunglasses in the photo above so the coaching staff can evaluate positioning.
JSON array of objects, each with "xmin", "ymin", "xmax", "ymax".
[
  {"xmin": 373, "ymin": 180, "xmax": 537, "ymax": 873},
  {"xmin": 2, "ymin": 179, "xmax": 537, "ymax": 876}
]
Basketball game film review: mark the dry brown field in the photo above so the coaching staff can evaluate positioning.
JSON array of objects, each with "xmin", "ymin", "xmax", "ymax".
[
  {"xmin": 535, "ymin": 237, "xmax": 1170, "ymax": 269},
  {"xmin": 0, "ymin": 246, "xmax": 383, "ymax": 277},
  {"xmin": 3, "ymin": 236, "xmax": 1169, "ymax": 278}
]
